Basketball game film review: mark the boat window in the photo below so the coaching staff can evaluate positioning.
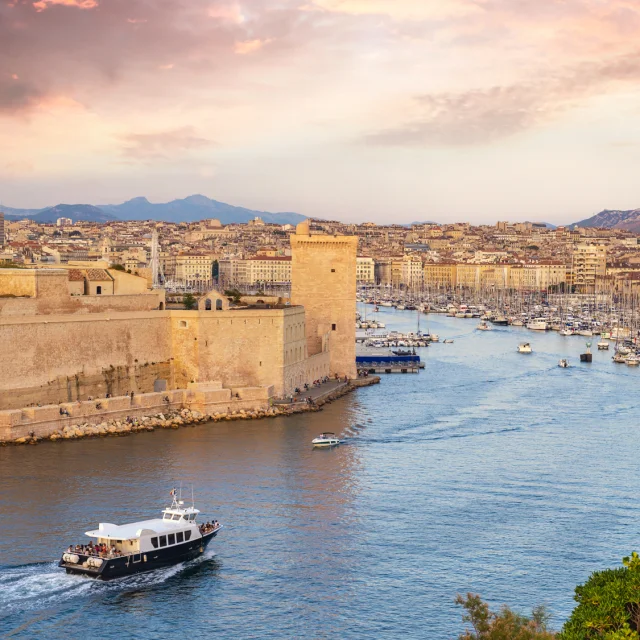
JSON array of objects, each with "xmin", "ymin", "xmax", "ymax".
[
  {"xmin": 177, "ymin": 532, "xmax": 184, "ymax": 543},
  {"xmin": 190, "ymin": 514, "xmax": 197, "ymax": 520},
  {"xmin": 168, "ymin": 534, "xmax": 176, "ymax": 545},
  {"xmin": 163, "ymin": 513, "xmax": 172, "ymax": 520},
  {"xmin": 172, "ymin": 515, "xmax": 181, "ymax": 521},
  {"xmin": 185, "ymin": 531, "xmax": 191, "ymax": 541},
  {"xmin": 159, "ymin": 535, "xmax": 167, "ymax": 547},
  {"xmin": 151, "ymin": 537, "xmax": 158, "ymax": 549},
  {"xmin": 183, "ymin": 515, "xmax": 189, "ymax": 520}
]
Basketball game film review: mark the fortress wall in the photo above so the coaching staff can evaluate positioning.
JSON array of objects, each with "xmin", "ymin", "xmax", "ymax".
[
  {"xmin": 0, "ymin": 386, "xmax": 273, "ymax": 442},
  {"xmin": 0, "ymin": 269, "xmax": 38, "ymax": 297},
  {"xmin": 0, "ymin": 312, "xmax": 172, "ymax": 410},
  {"xmin": 193, "ymin": 307, "xmax": 296, "ymax": 395},
  {"xmin": 0, "ymin": 291, "xmax": 164, "ymax": 317}
]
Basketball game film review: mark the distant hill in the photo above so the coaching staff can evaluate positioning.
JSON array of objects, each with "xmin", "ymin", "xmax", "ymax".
[
  {"xmin": 99, "ymin": 195, "xmax": 305, "ymax": 225},
  {"xmin": 573, "ymin": 209, "xmax": 640, "ymax": 233},
  {"xmin": 3, "ymin": 195, "xmax": 306, "ymax": 226},
  {"xmin": 5, "ymin": 204, "xmax": 116, "ymax": 224},
  {"xmin": 1, "ymin": 205, "xmax": 47, "ymax": 218}
]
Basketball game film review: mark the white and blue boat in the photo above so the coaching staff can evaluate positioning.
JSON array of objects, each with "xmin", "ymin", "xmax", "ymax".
[{"xmin": 59, "ymin": 491, "xmax": 222, "ymax": 580}]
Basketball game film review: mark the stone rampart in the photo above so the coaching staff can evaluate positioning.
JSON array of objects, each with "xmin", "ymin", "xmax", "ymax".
[{"xmin": 0, "ymin": 385, "xmax": 273, "ymax": 442}]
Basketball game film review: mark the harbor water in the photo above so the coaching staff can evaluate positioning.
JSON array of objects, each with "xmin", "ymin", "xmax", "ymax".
[{"xmin": 1, "ymin": 307, "xmax": 638, "ymax": 638}]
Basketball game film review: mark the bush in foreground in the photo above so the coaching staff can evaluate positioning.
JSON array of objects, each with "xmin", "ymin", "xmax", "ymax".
[
  {"xmin": 456, "ymin": 593, "xmax": 556, "ymax": 639},
  {"xmin": 456, "ymin": 553, "xmax": 640, "ymax": 640}
]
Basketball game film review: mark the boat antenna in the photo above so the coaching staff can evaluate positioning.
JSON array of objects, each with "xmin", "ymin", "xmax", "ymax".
[{"xmin": 191, "ymin": 485, "xmax": 195, "ymax": 508}]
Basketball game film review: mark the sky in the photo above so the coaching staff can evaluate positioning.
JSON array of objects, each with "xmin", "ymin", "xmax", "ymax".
[{"xmin": 1, "ymin": 0, "xmax": 640, "ymax": 225}]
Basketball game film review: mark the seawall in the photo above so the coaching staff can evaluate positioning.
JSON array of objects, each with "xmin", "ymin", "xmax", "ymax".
[{"xmin": 0, "ymin": 377, "xmax": 380, "ymax": 446}]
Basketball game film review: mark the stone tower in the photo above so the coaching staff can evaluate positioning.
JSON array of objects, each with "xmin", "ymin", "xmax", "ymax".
[{"xmin": 290, "ymin": 220, "xmax": 357, "ymax": 379}]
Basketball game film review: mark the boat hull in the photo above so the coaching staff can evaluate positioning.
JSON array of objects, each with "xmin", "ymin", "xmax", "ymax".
[{"xmin": 59, "ymin": 530, "xmax": 219, "ymax": 580}]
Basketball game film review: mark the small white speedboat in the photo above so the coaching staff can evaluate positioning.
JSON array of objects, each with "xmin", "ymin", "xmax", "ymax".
[
  {"xmin": 518, "ymin": 342, "xmax": 532, "ymax": 354},
  {"xmin": 597, "ymin": 341, "xmax": 609, "ymax": 350},
  {"xmin": 558, "ymin": 359, "xmax": 570, "ymax": 368},
  {"xmin": 476, "ymin": 322, "xmax": 492, "ymax": 331},
  {"xmin": 443, "ymin": 339, "xmax": 454, "ymax": 344},
  {"xmin": 312, "ymin": 433, "xmax": 341, "ymax": 447}
]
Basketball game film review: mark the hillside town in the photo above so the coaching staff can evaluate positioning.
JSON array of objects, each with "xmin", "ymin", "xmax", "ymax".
[{"xmin": 2, "ymin": 212, "xmax": 640, "ymax": 295}]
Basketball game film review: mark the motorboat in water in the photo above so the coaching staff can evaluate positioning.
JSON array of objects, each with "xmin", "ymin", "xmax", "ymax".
[
  {"xmin": 526, "ymin": 319, "xmax": 548, "ymax": 331},
  {"xmin": 312, "ymin": 433, "xmax": 341, "ymax": 447},
  {"xmin": 59, "ymin": 491, "xmax": 222, "ymax": 580},
  {"xmin": 517, "ymin": 342, "xmax": 532, "ymax": 354},
  {"xmin": 558, "ymin": 359, "xmax": 570, "ymax": 368},
  {"xmin": 476, "ymin": 321, "xmax": 492, "ymax": 331},
  {"xmin": 597, "ymin": 341, "xmax": 609, "ymax": 350},
  {"xmin": 443, "ymin": 339, "xmax": 454, "ymax": 344}
]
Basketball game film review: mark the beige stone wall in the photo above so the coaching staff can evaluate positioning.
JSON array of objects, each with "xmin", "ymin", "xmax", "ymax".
[
  {"xmin": 0, "ymin": 290, "xmax": 164, "ymax": 316},
  {"xmin": 0, "ymin": 312, "xmax": 172, "ymax": 409},
  {"xmin": 290, "ymin": 226, "xmax": 357, "ymax": 378},
  {"xmin": 0, "ymin": 386, "xmax": 273, "ymax": 442},
  {"xmin": 0, "ymin": 269, "xmax": 37, "ymax": 297},
  {"xmin": 109, "ymin": 269, "xmax": 149, "ymax": 294},
  {"xmin": 195, "ymin": 306, "xmax": 302, "ymax": 396}
]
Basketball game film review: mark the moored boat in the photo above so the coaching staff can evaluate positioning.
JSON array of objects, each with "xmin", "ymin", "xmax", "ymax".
[
  {"xmin": 517, "ymin": 342, "xmax": 532, "ymax": 354},
  {"xmin": 59, "ymin": 492, "xmax": 221, "ymax": 580}
]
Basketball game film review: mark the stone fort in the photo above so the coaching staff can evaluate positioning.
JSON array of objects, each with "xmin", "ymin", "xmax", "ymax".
[{"xmin": 0, "ymin": 223, "xmax": 357, "ymax": 414}]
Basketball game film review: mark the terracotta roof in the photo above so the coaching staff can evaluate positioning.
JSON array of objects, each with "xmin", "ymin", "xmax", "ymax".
[
  {"xmin": 86, "ymin": 269, "xmax": 111, "ymax": 281},
  {"xmin": 67, "ymin": 269, "xmax": 85, "ymax": 282}
]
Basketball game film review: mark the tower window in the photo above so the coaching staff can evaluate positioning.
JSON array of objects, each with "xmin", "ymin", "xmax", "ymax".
[
  {"xmin": 332, "ymin": 324, "xmax": 337, "ymax": 331},
  {"xmin": 331, "ymin": 269, "xmax": 335, "ymax": 273}
]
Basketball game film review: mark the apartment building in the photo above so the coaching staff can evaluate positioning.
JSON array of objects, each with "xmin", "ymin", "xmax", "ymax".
[
  {"xmin": 571, "ymin": 245, "xmax": 606, "ymax": 293},
  {"xmin": 219, "ymin": 256, "xmax": 291, "ymax": 286},
  {"xmin": 423, "ymin": 262, "xmax": 457, "ymax": 288},
  {"xmin": 356, "ymin": 257, "xmax": 375, "ymax": 283},
  {"xmin": 175, "ymin": 254, "xmax": 214, "ymax": 287}
]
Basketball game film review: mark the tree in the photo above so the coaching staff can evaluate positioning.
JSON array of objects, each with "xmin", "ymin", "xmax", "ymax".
[
  {"xmin": 212, "ymin": 259, "xmax": 219, "ymax": 279},
  {"xmin": 224, "ymin": 288, "xmax": 242, "ymax": 304},
  {"xmin": 560, "ymin": 554, "xmax": 640, "ymax": 640},
  {"xmin": 456, "ymin": 593, "xmax": 557, "ymax": 639},
  {"xmin": 110, "ymin": 264, "xmax": 126, "ymax": 271},
  {"xmin": 183, "ymin": 293, "xmax": 197, "ymax": 310}
]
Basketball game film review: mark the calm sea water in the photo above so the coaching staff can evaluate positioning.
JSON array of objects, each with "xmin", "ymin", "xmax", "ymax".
[{"xmin": 1, "ymin": 308, "xmax": 638, "ymax": 639}]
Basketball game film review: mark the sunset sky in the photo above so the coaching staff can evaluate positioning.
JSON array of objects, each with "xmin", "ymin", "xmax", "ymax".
[{"xmin": 2, "ymin": 0, "xmax": 640, "ymax": 223}]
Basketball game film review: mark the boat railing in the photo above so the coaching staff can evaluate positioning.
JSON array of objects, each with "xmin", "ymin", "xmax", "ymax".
[{"xmin": 65, "ymin": 548, "xmax": 130, "ymax": 560}]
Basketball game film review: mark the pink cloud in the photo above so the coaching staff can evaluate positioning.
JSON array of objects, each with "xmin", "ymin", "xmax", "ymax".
[
  {"xmin": 33, "ymin": 0, "xmax": 98, "ymax": 12},
  {"xmin": 234, "ymin": 39, "xmax": 272, "ymax": 55}
]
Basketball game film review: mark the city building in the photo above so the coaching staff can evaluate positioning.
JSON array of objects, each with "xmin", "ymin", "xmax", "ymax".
[{"xmin": 356, "ymin": 257, "xmax": 375, "ymax": 283}]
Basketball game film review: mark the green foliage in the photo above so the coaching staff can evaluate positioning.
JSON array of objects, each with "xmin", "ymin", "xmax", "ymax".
[
  {"xmin": 456, "ymin": 593, "xmax": 557, "ymax": 640},
  {"xmin": 212, "ymin": 259, "xmax": 219, "ymax": 278},
  {"xmin": 0, "ymin": 261, "xmax": 25, "ymax": 269},
  {"xmin": 110, "ymin": 263, "xmax": 126, "ymax": 271},
  {"xmin": 526, "ymin": 245, "xmax": 540, "ymax": 251},
  {"xmin": 224, "ymin": 288, "xmax": 242, "ymax": 304},
  {"xmin": 183, "ymin": 293, "xmax": 197, "ymax": 310},
  {"xmin": 560, "ymin": 554, "xmax": 640, "ymax": 640}
]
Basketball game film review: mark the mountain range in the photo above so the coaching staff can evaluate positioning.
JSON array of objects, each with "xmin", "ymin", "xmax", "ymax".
[
  {"xmin": 2, "ymin": 195, "xmax": 306, "ymax": 226},
  {"xmin": 572, "ymin": 209, "xmax": 640, "ymax": 233}
]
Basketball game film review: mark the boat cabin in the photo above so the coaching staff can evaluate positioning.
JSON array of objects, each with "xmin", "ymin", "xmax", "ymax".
[{"xmin": 85, "ymin": 505, "xmax": 201, "ymax": 556}]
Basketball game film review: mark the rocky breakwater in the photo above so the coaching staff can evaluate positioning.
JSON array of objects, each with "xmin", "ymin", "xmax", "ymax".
[{"xmin": 6, "ymin": 376, "xmax": 380, "ymax": 446}]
